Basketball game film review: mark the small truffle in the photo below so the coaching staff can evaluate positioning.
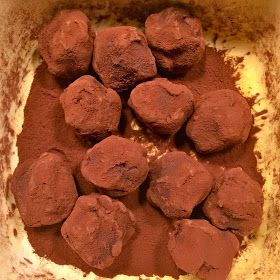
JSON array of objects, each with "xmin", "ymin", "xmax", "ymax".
[
  {"xmin": 61, "ymin": 193, "xmax": 136, "ymax": 269},
  {"xmin": 93, "ymin": 26, "xmax": 157, "ymax": 91},
  {"xmin": 81, "ymin": 135, "xmax": 149, "ymax": 197},
  {"xmin": 147, "ymin": 151, "xmax": 213, "ymax": 219},
  {"xmin": 128, "ymin": 78, "xmax": 193, "ymax": 135},
  {"xmin": 145, "ymin": 7, "xmax": 205, "ymax": 74},
  {"xmin": 38, "ymin": 10, "xmax": 94, "ymax": 80},
  {"xmin": 186, "ymin": 89, "xmax": 252, "ymax": 154},
  {"xmin": 203, "ymin": 167, "xmax": 264, "ymax": 236},
  {"xmin": 11, "ymin": 152, "xmax": 78, "ymax": 227},
  {"xmin": 168, "ymin": 219, "xmax": 239, "ymax": 280},
  {"xmin": 60, "ymin": 75, "xmax": 121, "ymax": 138}
]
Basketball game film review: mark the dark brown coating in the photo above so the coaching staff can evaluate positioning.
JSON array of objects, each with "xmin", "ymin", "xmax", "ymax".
[
  {"xmin": 61, "ymin": 193, "xmax": 136, "ymax": 270},
  {"xmin": 168, "ymin": 219, "xmax": 239, "ymax": 280},
  {"xmin": 147, "ymin": 151, "xmax": 213, "ymax": 219},
  {"xmin": 60, "ymin": 75, "xmax": 121, "ymax": 138},
  {"xmin": 38, "ymin": 10, "xmax": 94, "ymax": 80},
  {"xmin": 11, "ymin": 152, "xmax": 78, "ymax": 227},
  {"xmin": 81, "ymin": 136, "xmax": 149, "ymax": 197},
  {"xmin": 93, "ymin": 26, "xmax": 157, "ymax": 92},
  {"xmin": 186, "ymin": 89, "xmax": 252, "ymax": 154},
  {"xmin": 203, "ymin": 167, "xmax": 264, "ymax": 236},
  {"xmin": 145, "ymin": 7, "xmax": 205, "ymax": 74},
  {"xmin": 128, "ymin": 78, "xmax": 194, "ymax": 135}
]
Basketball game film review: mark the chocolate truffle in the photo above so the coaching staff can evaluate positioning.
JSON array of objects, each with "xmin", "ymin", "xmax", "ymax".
[
  {"xmin": 147, "ymin": 151, "xmax": 213, "ymax": 219},
  {"xmin": 38, "ymin": 10, "xmax": 94, "ymax": 80},
  {"xmin": 128, "ymin": 78, "xmax": 194, "ymax": 135},
  {"xmin": 81, "ymin": 135, "xmax": 149, "ymax": 197},
  {"xmin": 203, "ymin": 167, "xmax": 264, "ymax": 236},
  {"xmin": 145, "ymin": 7, "xmax": 205, "ymax": 74},
  {"xmin": 93, "ymin": 26, "xmax": 157, "ymax": 91},
  {"xmin": 11, "ymin": 152, "xmax": 78, "ymax": 227},
  {"xmin": 60, "ymin": 75, "xmax": 121, "ymax": 138},
  {"xmin": 61, "ymin": 193, "xmax": 136, "ymax": 269},
  {"xmin": 168, "ymin": 219, "xmax": 239, "ymax": 280},
  {"xmin": 186, "ymin": 89, "xmax": 252, "ymax": 154}
]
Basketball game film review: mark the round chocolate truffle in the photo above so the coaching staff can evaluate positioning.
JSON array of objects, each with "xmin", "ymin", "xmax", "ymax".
[
  {"xmin": 11, "ymin": 152, "xmax": 78, "ymax": 227},
  {"xmin": 145, "ymin": 7, "xmax": 205, "ymax": 74},
  {"xmin": 38, "ymin": 10, "xmax": 94, "ymax": 80},
  {"xmin": 147, "ymin": 151, "xmax": 213, "ymax": 219},
  {"xmin": 128, "ymin": 78, "xmax": 194, "ymax": 135},
  {"xmin": 60, "ymin": 75, "xmax": 121, "ymax": 138},
  {"xmin": 81, "ymin": 135, "xmax": 149, "ymax": 197},
  {"xmin": 186, "ymin": 89, "xmax": 252, "ymax": 154},
  {"xmin": 61, "ymin": 193, "xmax": 136, "ymax": 270},
  {"xmin": 93, "ymin": 26, "xmax": 157, "ymax": 91},
  {"xmin": 168, "ymin": 219, "xmax": 239, "ymax": 280},
  {"xmin": 203, "ymin": 167, "xmax": 264, "ymax": 236}
]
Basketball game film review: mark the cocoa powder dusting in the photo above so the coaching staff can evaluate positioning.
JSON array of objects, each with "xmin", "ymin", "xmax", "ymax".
[{"xmin": 17, "ymin": 46, "xmax": 263, "ymax": 278}]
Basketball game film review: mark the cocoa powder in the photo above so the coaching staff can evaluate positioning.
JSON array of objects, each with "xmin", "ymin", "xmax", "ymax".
[{"xmin": 17, "ymin": 46, "xmax": 263, "ymax": 278}]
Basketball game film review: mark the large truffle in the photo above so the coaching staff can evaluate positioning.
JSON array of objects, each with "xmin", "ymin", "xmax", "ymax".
[
  {"xmin": 61, "ymin": 193, "xmax": 136, "ymax": 269},
  {"xmin": 38, "ymin": 10, "xmax": 94, "ymax": 80},
  {"xmin": 147, "ymin": 151, "xmax": 213, "ymax": 219},
  {"xmin": 168, "ymin": 219, "xmax": 239, "ymax": 280},
  {"xmin": 203, "ymin": 167, "xmax": 264, "ymax": 236},
  {"xmin": 145, "ymin": 7, "xmax": 205, "ymax": 74},
  {"xmin": 93, "ymin": 26, "xmax": 157, "ymax": 91},
  {"xmin": 60, "ymin": 75, "xmax": 121, "ymax": 138},
  {"xmin": 81, "ymin": 135, "xmax": 149, "ymax": 197},
  {"xmin": 11, "ymin": 152, "xmax": 78, "ymax": 227},
  {"xmin": 186, "ymin": 89, "xmax": 252, "ymax": 154},
  {"xmin": 128, "ymin": 78, "xmax": 193, "ymax": 135}
]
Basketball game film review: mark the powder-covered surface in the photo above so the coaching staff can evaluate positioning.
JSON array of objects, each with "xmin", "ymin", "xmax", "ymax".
[{"xmin": 16, "ymin": 47, "xmax": 262, "ymax": 278}]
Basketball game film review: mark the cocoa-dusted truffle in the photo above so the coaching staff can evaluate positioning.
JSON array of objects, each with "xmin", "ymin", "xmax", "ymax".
[
  {"xmin": 147, "ymin": 151, "xmax": 213, "ymax": 219},
  {"xmin": 145, "ymin": 7, "xmax": 205, "ymax": 74},
  {"xmin": 61, "ymin": 193, "xmax": 136, "ymax": 270},
  {"xmin": 38, "ymin": 10, "xmax": 94, "ymax": 80},
  {"xmin": 203, "ymin": 167, "xmax": 263, "ymax": 236},
  {"xmin": 186, "ymin": 89, "xmax": 252, "ymax": 154},
  {"xmin": 93, "ymin": 26, "xmax": 157, "ymax": 91},
  {"xmin": 60, "ymin": 75, "xmax": 121, "ymax": 138},
  {"xmin": 128, "ymin": 78, "xmax": 193, "ymax": 135},
  {"xmin": 168, "ymin": 219, "xmax": 239, "ymax": 280},
  {"xmin": 81, "ymin": 135, "xmax": 149, "ymax": 197},
  {"xmin": 11, "ymin": 152, "xmax": 78, "ymax": 227}
]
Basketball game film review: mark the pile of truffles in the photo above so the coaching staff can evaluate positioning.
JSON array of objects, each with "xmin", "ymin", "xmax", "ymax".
[{"xmin": 12, "ymin": 7, "xmax": 264, "ymax": 280}]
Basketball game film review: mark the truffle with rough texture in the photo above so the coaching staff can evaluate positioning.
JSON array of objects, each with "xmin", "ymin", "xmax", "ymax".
[
  {"xmin": 38, "ymin": 10, "xmax": 95, "ymax": 80},
  {"xmin": 168, "ymin": 219, "xmax": 239, "ymax": 280},
  {"xmin": 186, "ymin": 89, "xmax": 252, "ymax": 154},
  {"xmin": 11, "ymin": 152, "xmax": 78, "ymax": 227},
  {"xmin": 203, "ymin": 167, "xmax": 264, "ymax": 236},
  {"xmin": 93, "ymin": 26, "xmax": 157, "ymax": 91},
  {"xmin": 60, "ymin": 75, "xmax": 121, "ymax": 138},
  {"xmin": 128, "ymin": 78, "xmax": 193, "ymax": 135},
  {"xmin": 81, "ymin": 135, "xmax": 149, "ymax": 197},
  {"xmin": 147, "ymin": 151, "xmax": 213, "ymax": 219},
  {"xmin": 145, "ymin": 7, "xmax": 205, "ymax": 74},
  {"xmin": 61, "ymin": 193, "xmax": 136, "ymax": 269}
]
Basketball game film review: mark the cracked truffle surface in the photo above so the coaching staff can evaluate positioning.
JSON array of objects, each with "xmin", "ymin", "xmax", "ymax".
[
  {"xmin": 147, "ymin": 151, "xmax": 213, "ymax": 219},
  {"xmin": 60, "ymin": 75, "xmax": 121, "ymax": 138},
  {"xmin": 186, "ymin": 89, "xmax": 252, "ymax": 154},
  {"xmin": 11, "ymin": 152, "xmax": 78, "ymax": 227},
  {"xmin": 128, "ymin": 78, "xmax": 193, "ymax": 135},
  {"xmin": 61, "ymin": 193, "xmax": 136, "ymax": 270},
  {"xmin": 81, "ymin": 135, "xmax": 149, "ymax": 197},
  {"xmin": 38, "ymin": 10, "xmax": 94, "ymax": 80},
  {"xmin": 93, "ymin": 26, "xmax": 157, "ymax": 91},
  {"xmin": 145, "ymin": 7, "xmax": 205, "ymax": 74},
  {"xmin": 168, "ymin": 219, "xmax": 239, "ymax": 280},
  {"xmin": 203, "ymin": 167, "xmax": 264, "ymax": 236}
]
